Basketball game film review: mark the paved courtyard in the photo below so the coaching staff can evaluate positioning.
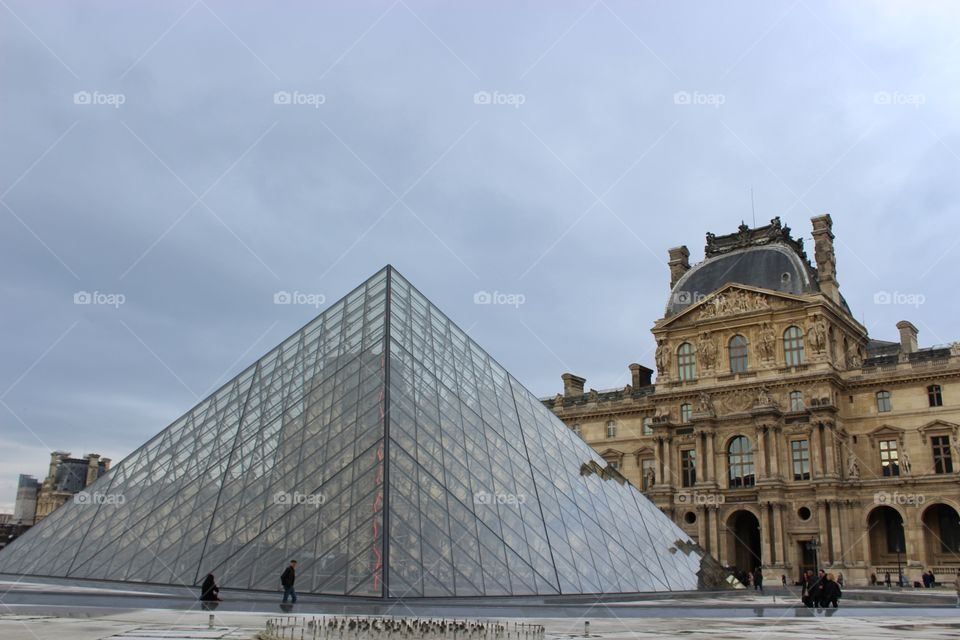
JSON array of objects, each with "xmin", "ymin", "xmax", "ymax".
[
  {"xmin": 2, "ymin": 579, "xmax": 958, "ymax": 640},
  {"xmin": 2, "ymin": 608, "xmax": 960, "ymax": 640}
]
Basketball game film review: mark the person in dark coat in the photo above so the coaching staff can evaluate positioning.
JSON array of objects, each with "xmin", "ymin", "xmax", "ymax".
[
  {"xmin": 281, "ymin": 559, "xmax": 298, "ymax": 604},
  {"xmin": 200, "ymin": 573, "xmax": 221, "ymax": 601},
  {"xmin": 801, "ymin": 570, "xmax": 815, "ymax": 607},
  {"xmin": 752, "ymin": 567, "xmax": 764, "ymax": 593},
  {"xmin": 820, "ymin": 573, "xmax": 841, "ymax": 608},
  {"xmin": 811, "ymin": 569, "xmax": 826, "ymax": 607}
]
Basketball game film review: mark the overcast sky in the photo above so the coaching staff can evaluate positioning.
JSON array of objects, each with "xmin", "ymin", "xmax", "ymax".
[{"xmin": 1, "ymin": 1, "xmax": 959, "ymax": 512}]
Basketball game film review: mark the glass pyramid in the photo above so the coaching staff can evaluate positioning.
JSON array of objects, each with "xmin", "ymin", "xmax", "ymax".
[{"xmin": 0, "ymin": 267, "xmax": 705, "ymax": 597}]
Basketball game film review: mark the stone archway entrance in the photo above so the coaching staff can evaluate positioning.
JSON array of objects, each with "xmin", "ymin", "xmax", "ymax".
[
  {"xmin": 867, "ymin": 506, "xmax": 906, "ymax": 568},
  {"xmin": 727, "ymin": 510, "xmax": 761, "ymax": 575},
  {"xmin": 922, "ymin": 503, "xmax": 960, "ymax": 568}
]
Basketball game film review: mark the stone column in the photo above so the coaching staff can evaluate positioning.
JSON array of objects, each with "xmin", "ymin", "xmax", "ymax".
[
  {"xmin": 712, "ymin": 507, "xmax": 726, "ymax": 566},
  {"xmin": 697, "ymin": 505, "xmax": 708, "ymax": 550},
  {"xmin": 775, "ymin": 503, "xmax": 788, "ymax": 567},
  {"xmin": 706, "ymin": 432, "xmax": 716, "ymax": 484},
  {"xmin": 823, "ymin": 424, "xmax": 838, "ymax": 478},
  {"xmin": 810, "ymin": 427, "xmax": 823, "ymax": 479},
  {"xmin": 655, "ymin": 438, "xmax": 665, "ymax": 486},
  {"xmin": 830, "ymin": 500, "xmax": 845, "ymax": 567},
  {"xmin": 760, "ymin": 503, "xmax": 772, "ymax": 567},
  {"xmin": 695, "ymin": 432, "xmax": 706, "ymax": 485},
  {"xmin": 662, "ymin": 437, "xmax": 673, "ymax": 488},
  {"xmin": 817, "ymin": 500, "xmax": 833, "ymax": 564},
  {"xmin": 904, "ymin": 510, "xmax": 924, "ymax": 569},
  {"xmin": 756, "ymin": 428, "xmax": 768, "ymax": 480},
  {"xmin": 768, "ymin": 427, "xmax": 781, "ymax": 479}
]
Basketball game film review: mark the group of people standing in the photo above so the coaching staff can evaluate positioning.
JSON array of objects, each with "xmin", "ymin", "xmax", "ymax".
[{"xmin": 800, "ymin": 569, "xmax": 842, "ymax": 608}]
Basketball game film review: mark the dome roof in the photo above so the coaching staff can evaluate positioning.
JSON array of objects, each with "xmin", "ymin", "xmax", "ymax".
[{"xmin": 665, "ymin": 243, "xmax": 818, "ymax": 317}]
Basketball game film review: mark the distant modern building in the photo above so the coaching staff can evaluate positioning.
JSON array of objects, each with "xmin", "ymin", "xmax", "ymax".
[
  {"xmin": 13, "ymin": 474, "xmax": 40, "ymax": 526},
  {"xmin": 545, "ymin": 215, "xmax": 960, "ymax": 586},
  {"xmin": 30, "ymin": 453, "xmax": 111, "ymax": 523}
]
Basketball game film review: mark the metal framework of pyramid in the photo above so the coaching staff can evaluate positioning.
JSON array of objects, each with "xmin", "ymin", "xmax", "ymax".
[{"xmin": 0, "ymin": 266, "xmax": 705, "ymax": 597}]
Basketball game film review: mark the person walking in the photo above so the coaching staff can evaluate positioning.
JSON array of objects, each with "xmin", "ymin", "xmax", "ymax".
[
  {"xmin": 801, "ymin": 570, "xmax": 814, "ymax": 607},
  {"xmin": 753, "ymin": 567, "xmax": 764, "ymax": 593},
  {"xmin": 838, "ymin": 573, "xmax": 844, "ymax": 589},
  {"xmin": 820, "ymin": 573, "xmax": 841, "ymax": 608},
  {"xmin": 811, "ymin": 569, "xmax": 826, "ymax": 608},
  {"xmin": 199, "ymin": 573, "xmax": 221, "ymax": 601},
  {"xmin": 280, "ymin": 559, "xmax": 298, "ymax": 604}
]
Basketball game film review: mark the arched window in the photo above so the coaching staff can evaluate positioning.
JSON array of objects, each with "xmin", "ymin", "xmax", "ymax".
[
  {"xmin": 728, "ymin": 436, "xmax": 755, "ymax": 488},
  {"xmin": 928, "ymin": 385, "xmax": 944, "ymax": 407},
  {"xmin": 677, "ymin": 342, "xmax": 697, "ymax": 381},
  {"xmin": 789, "ymin": 390, "xmax": 804, "ymax": 412},
  {"xmin": 729, "ymin": 335, "xmax": 749, "ymax": 373},
  {"xmin": 680, "ymin": 403, "xmax": 692, "ymax": 423},
  {"xmin": 876, "ymin": 390, "xmax": 892, "ymax": 413},
  {"xmin": 784, "ymin": 326, "xmax": 806, "ymax": 366},
  {"xmin": 606, "ymin": 420, "xmax": 617, "ymax": 438}
]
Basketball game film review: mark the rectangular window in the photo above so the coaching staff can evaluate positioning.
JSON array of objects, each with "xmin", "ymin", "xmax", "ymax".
[
  {"xmin": 606, "ymin": 420, "xmax": 616, "ymax": 438},
  {"xmin": 642, "ymin": 417, "xmax": 653, "ymax": 436},
  {"xmin": 932, "ymin": 435, "xmax": 954, "ymax": 474},
  {"xmin": 681, "ymin": 449, "xmax": 696, "ymax": 488},
  {"xmin": 879, "ymin": 439, "xmax": 900, "ymax": 477},
  {"xmin": 791, "ymin": 439, "xmax": 810, "ymax": 481},
  {"xmin": 877, "ymin": 391, "xmax": 892, "ymax": 413},
  {"xmin": 929, "ymin": 385, "xmax": 944, "ymax": 407},
  {"xmin": 680, "ymin": 403, "xmax": 692, "ymax": 423}
]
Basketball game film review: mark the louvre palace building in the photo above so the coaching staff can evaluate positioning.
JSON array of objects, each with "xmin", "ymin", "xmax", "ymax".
[{"xmin": 544, "ymin": 215, "xmax": 960, "ymax": 586}]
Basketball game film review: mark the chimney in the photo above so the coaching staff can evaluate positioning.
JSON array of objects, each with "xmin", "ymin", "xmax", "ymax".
[
  {"xmin": 85, "ymin": 454, "xmax": 101, "ymax": 486},
  {"xmin": 102, "ymin": 458, "xmax": 112, "ymax": 471},
  {"xmin": 629, "ymin": 363, "xmax": 653, "ymax": 388},
  {"xmin": 811, "ymin": 215, "xmax": 841, "ymax": 304},
  {"xmin": 47, "ymin": 452, "xmax": 65, "ymax": 481},
  {"xmin": 561, "ymin": 373, "xmax": 586, "ymax": 397},
  {"xmin": 896, "ymin": 320, "xmax": 919, "ymax": 354},
  {"xmin": 668, "ymin": 246, "xmax": 690, "ymax": 288}
]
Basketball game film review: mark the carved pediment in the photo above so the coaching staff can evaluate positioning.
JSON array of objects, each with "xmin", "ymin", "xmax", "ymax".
[
  {"xmin": 632, "ymin": 445, "xmax": 655, "ymax": 458},
  {"xmin": 918, "ymin": 420, "xmax": 960, "ymax": 443},
  {"xmin": 598, "ymin": 448, "xmax": 625, "ymax": 461},
  {"xmin": 867, "ymin": 424, "xmax": 906, "ymax": 446},
  {"xmin": 657, "ymin": 283, "xmax": 808, "ymax": 328}
]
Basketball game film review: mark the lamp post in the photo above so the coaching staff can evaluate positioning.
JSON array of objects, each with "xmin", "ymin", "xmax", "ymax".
[{"xmin": 805, "ymin": 537, "xmax": 820, "ymax": 573}]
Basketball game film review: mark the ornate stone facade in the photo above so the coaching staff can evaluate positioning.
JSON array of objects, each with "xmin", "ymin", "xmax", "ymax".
[{"xmin": 545, "ymin": 215, "xmax": 960, "ymax": 586}]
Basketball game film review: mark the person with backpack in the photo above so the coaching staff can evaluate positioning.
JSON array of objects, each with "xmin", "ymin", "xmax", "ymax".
[{"xmin": 280, "ymin": 559, "xmax": 298, "ymax": 604}]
